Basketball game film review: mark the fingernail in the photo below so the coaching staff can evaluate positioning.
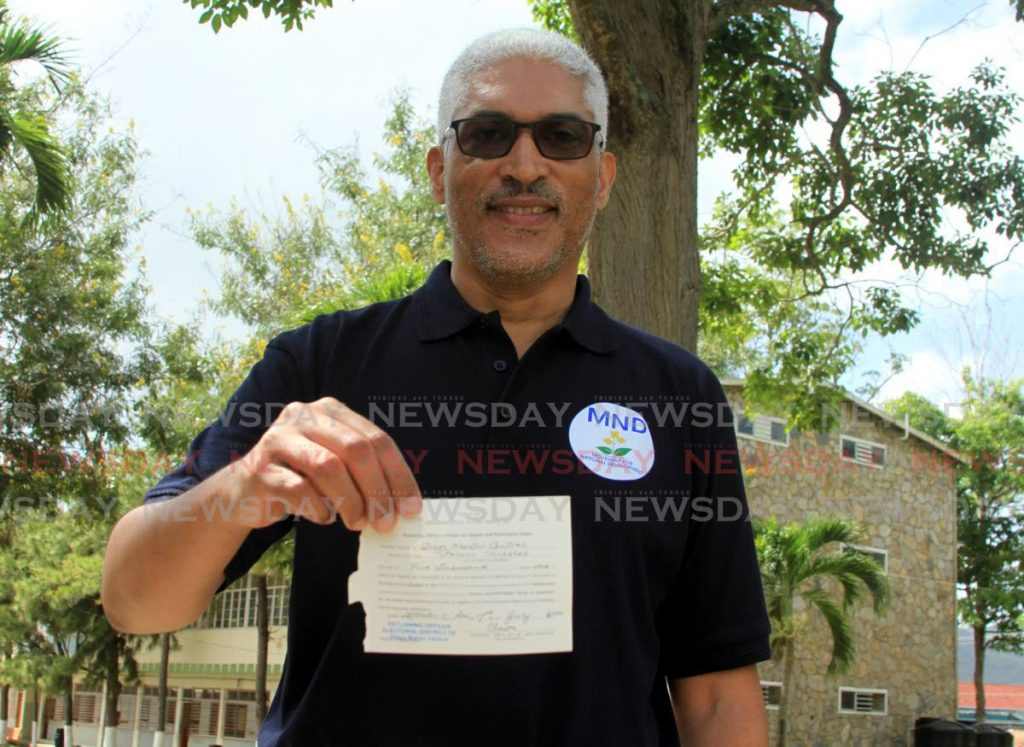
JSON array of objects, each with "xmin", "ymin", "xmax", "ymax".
[{"xmin": 400, "ymin": 495, "xmax": 423, "ymax": 516}]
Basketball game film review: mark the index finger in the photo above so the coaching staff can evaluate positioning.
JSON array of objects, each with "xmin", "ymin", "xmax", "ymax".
[
  {"xmin": 351, "ymin": 418, "xmax": 423, "ymax": 518},
  {"xmin": 312, "ymin": 402, "xmax": 423, "ymax": 519}
]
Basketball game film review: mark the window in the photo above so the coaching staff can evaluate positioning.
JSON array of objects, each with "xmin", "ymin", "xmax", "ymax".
[
  {"xmin": 840, "ymin": 543, "xmax": 888, "ymax": 574},
  {"xmin": 52, "ymin": 697, "xmax": 67, "ymax": 723},
  {"xmin": 736, "ymin": 415, "xmax": 789, "ymax": 446},
  {"xmin": 184, "ymin": 700, "xmax": 202, "ymax": 734},
  {"xmin": 73, "ymin": 692, "xmax": 97, "ymax": 724},
  {"xmin": 193, "ymin": 575, "xmax": 291, "ymax": 629},
  {"xmin": 838, "ymin": 687, "xmax": 888, "ymax": 715},
  {"xmin": 207, "ymin": 701, "xmax": 220, "ymax": 738},
  {"xmin": 138, "ymin": 695, "xmax": 153, "ymax": 730},
  {"xmin": 761, "ymin": 681, "xmax": 782, "ymax": 710},
  {"xmin": 224, "ymin": 702, "xmax": 250, "ymax": 738},
  {"xmin": 118, "ymin": 692, "xmax": 135, "ymax": 725},
  {"xmin": 840, "ymin": 435, "xmax": 886, "ymax": 468}
]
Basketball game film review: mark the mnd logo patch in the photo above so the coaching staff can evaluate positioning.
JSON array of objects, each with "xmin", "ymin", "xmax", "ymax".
[{"xmin": 568, "ymin": 403, "xmax": 655, "ymax": 482}]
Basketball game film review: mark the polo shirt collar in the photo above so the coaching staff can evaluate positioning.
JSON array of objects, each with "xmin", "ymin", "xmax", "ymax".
[{"xmin": 412, "ymin": 260, "xmax": 617, "ymax": 354}]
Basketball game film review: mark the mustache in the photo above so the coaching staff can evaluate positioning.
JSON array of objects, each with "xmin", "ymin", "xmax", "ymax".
[{"xmin": 483, "ymin": 181, "xmax": 562, "ymax": 209}]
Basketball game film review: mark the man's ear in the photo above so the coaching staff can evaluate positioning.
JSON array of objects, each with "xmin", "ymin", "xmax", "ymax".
[
  {"xmin": 427, "ymin": 146, "xmax": 446, "ymax": 205},
  {"xmin": 596, "ymin": 151, "xmax": 617, "ymax": 210}
]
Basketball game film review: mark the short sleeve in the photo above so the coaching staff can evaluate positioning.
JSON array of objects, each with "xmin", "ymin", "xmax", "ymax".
[
  {"xmin": 656, "ymin": 373, "xmax": 772, "ymax": 678},
  {"xmin": 144, "ymin": 338, "xmax": 307, "ymax": 589}
]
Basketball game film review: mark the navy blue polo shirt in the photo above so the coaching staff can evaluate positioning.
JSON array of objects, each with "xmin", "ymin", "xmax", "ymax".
[{"xmin": 145, "ymin": 260, "xmax": 770, "ymax": 746}]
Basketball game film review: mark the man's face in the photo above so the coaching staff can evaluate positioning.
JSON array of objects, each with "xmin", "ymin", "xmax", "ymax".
[{"xmin": 427, "ymin": 57, "xmax": 616, "ymax": 290}]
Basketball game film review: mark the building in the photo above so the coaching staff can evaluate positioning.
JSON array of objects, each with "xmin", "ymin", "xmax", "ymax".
[
  {"xmin": 4, "ymin": 383, "xmax": 961, "ymax": 746},
  {"xmin": 723, "ymin": 381, "xmax": 962, "ymax": 746},
  {"xmin": 4, "ymin": 575, "xmax": 289, "ymax": 747}
]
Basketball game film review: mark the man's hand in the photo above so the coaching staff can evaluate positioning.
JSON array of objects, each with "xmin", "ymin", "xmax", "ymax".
[
  {"xmin": 102, "ymin": 397, "xmax": 423, "ymax": 634},
  {"xmin": 225, "ymin": 397, "xmax": 423, "ymax": 532},
  {"xmin": 669, "ymin": 664, "xmax": 769, "ymax": 746}
]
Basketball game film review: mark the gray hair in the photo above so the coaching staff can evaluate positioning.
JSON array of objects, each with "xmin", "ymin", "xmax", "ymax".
[{"xmin": 437, "ymin": 27, "xmax": 609, "ymax": 147}]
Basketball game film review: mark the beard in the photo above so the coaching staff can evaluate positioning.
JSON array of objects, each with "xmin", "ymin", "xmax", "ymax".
[{"xmin": 446, "ymin": 177, "xmax": 597, "ymax": 291}]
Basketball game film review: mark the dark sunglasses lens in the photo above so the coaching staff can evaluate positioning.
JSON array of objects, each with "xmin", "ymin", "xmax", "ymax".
[
  {"xmin": 456, "ymin": 119, "xmax": 516, "ymax": 158},
  {"xmin": 534, "ymin": 120, "xmax": 594, "ymax": 159}
]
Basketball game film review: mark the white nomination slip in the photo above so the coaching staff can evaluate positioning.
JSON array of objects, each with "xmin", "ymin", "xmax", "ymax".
[{"xmin": 348, "ymin": 495, "xmax": 573, "ymax": 655}]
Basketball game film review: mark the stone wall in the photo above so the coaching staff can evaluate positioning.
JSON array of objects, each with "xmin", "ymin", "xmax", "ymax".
[{"xmin": 725, "ymin": 387, "xmax": 959, "ymax": 746}]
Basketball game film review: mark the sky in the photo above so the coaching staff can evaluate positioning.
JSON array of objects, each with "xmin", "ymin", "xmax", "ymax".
[{"xmin": 9, "ymin": 0, "xmax": 1024, "ymax": 408}]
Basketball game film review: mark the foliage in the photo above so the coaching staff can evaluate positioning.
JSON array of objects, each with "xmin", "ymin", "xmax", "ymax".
[
  {"xmin": 529, "ymin": 0, "xmax": 577, "ymax": 41},
  {"xmin": 184, "ymin": 0, "xmax": 334, "ymax": 32},
  {"xmin": 0, "ymin": 80, "xmax": 155, "ymax": 705},
  {"xmin": 699, "ymin": 205, "xmax": 915, "ymax": 430},
  {"xmin": 886, "ymin": 373, "xmax": 1024, "ymax": 720},
  {"xmin": 0, "ymin": 81, "xmax": 156, "ymax": 510},
  {"xmin": 0, "ymin": 1, "xmax": 72, "ymax": 218},
  {"xmin": 700, "ymin": 48, "xmax": 1024, "ymax": 423},
  {"xmin": 755, "ymin": 516, "xmax": 889, "ymax": 745},
  {"xmin": 755, "ymin": 516, "xmax": 889, "ymax": 674},
  {"xmin": 887, "ymin": 374, "xmax": 1024, "ymax": 650},
  {"xmin": 530, "ymin": 1, "xmax": 1024, "ymax": 427},
  {"xmin": 189, "ymin": 90, "xmax": 445, "ymax": 340}
]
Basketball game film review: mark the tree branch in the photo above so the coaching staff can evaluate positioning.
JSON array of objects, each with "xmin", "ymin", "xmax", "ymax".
[{"xmin": 711, "ymin": 0, "xmax": 819, "ymax": 33}]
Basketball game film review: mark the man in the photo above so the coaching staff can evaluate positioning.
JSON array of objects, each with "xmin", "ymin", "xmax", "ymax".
[{"xmin": 103, "ymin": 28, "xmax": 771, "ymax": 746}]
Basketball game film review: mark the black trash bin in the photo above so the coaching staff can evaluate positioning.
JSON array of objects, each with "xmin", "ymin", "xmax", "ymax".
[
  {"xmin": 973, "ymin": 722, "xmax": 1013, "ymax": 747},
  {"xmin": 913, "ymin": 717, "xmax": 977, "ymax": 747},
  {"xmin": 54, "ymin": 726, "xmax": 64, "ymax": 747}
]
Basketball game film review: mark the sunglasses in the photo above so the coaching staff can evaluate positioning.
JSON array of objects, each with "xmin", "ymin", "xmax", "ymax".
[{"xmin": 448, "ymin": 117, "xmax": 603, "ymax": 161}]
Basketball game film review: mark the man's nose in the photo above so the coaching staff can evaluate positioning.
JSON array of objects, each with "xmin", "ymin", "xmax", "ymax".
[{"xmin": 497, "ymin": 127, "xmax": 551, "ymax": 184}]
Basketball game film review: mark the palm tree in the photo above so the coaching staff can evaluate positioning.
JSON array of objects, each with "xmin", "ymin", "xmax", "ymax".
[
  {"xmin": 0, "ymin": 2, "xmax": 72, "ymax": 218},
  {"xmin": 755, "ymin": 517, "xmax": 890, "ymax": 747}
]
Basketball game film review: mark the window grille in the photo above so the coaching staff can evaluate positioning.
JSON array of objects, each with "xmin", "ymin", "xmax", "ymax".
[
  {"xmin": 840, "ymin": 435, "xmax": 886, "ymax": 468},
  {"xmin": 761, "ymin": 682, "xmax": 782, "ymax": 710},
  {"xmin": 736, "ymin": 415, "xmax": 789, "ymax": 446},
  {"xmin": 838, "ymin": 687, "xmax": 887, "ymax": 715},
  {"xmin": 840, "ymin": 543, "xmax": 889, "ymax": 573},
  {"xmin": 193, "ymin": 574, "xmax": 291, "ymax": 629}
]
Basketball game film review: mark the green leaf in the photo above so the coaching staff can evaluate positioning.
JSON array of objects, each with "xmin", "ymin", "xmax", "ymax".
[
  {"xmin": 613, "ymin": 447, "xmax": 632, "ymax": 456},
  {"xmin": 211, "ymin": 14, "xmax": 222, "ymax": 32},
  {"xmin": 597, "ymin": 446, "xmax": 613, "ymax": 455}
]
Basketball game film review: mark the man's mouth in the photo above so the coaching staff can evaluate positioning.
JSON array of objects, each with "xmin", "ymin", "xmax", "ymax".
[
  {"xmin": 491, "ymin": 205, "xmax": 554, "ymax": 215},
  {"xmin": 487, "ymin": 203, "xmax": 556, "ymax": 228}
]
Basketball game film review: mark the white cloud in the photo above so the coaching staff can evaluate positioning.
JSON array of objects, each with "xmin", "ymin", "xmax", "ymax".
[{"xmin": 876, "ymin": 348, "xmax": 965, "ymax": 404}]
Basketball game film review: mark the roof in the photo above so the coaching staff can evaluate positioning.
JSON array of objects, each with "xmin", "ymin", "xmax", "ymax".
[
  {"xmin": 959, "ymin": 682, "xmax": 1024, "ymax": 711},
  {"xmin": 719, "ymin": 378, "xmax": 965, "ymax": 464}
]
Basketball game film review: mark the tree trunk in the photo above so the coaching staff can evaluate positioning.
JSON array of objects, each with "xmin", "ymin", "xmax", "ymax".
[
  {"xmin": 64, "ymin": 676, "xmax": 73, "ymax": 747},
  {"xmin": 974, "ymin": 624, "xmax": 986, "ymax": 723},
  {"xmin": 255, "ymin": 575, "xmax": 270, "ymax": 723},
  {"xmin": 777, "ymin": 637, "xmax": 796, "ymax": 747},
  {"xmin": 104, "ymin": 635, "xmax": 122, "ymax": 746},
  {"xmin": 30, "ymin": 685, "xmax": 39, "ymax": 747},
  {"xmin": 155, "ymin": 632, "xmax": 170, "ymax": 747},
  {"xmin": 569, "ymin": 0, "xmax": 710, "ymax": 352},
  {"xmin": 1, "ymin": 680, "xmax": 8, "ymax": 736}
]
